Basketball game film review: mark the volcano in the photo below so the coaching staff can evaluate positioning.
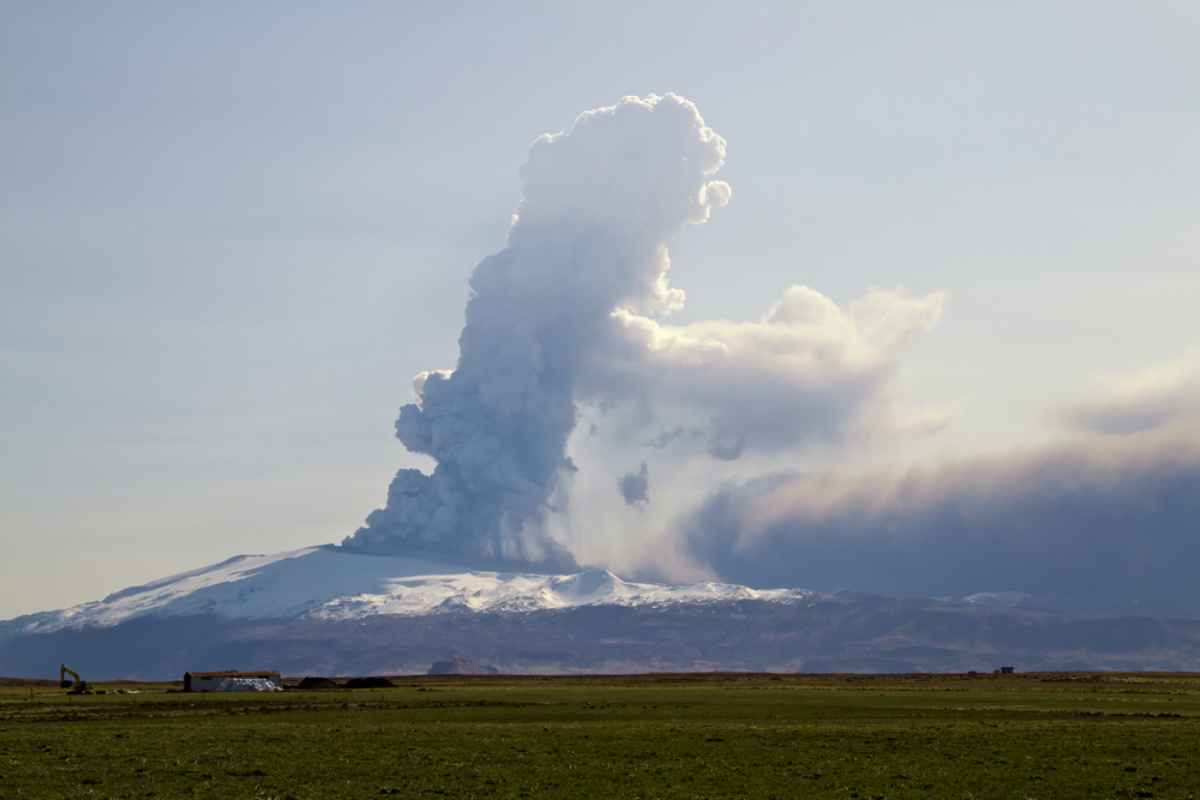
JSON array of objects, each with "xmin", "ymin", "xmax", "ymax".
[{"xmin": 4, "ymin": 546, "xmax": 1200, "ymax": 679}]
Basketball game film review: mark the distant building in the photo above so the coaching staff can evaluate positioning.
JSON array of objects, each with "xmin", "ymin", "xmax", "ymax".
[
  {"xmin": 183, "ymin": 670, "xmax": 282, "ymax": 692},
  {"xmin": 996, "ymin": 665, "xmax": 1015, "ymax": 675}
]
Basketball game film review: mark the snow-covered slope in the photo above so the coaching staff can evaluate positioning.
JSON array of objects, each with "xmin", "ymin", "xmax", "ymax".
[{"xmin": 12, "ymin": 546, "xmax": 813, "ymax": 634}]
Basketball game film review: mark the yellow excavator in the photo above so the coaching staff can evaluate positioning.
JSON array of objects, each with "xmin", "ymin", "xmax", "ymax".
[{"xmin": 59, "ymin": 663, "xmax": 91, "ymax": 694}]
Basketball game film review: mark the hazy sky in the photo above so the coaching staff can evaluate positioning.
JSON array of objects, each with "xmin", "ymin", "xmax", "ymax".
[{"xmin": 3, "ymin": 1, "xmax": 1198, "ymax": 618}]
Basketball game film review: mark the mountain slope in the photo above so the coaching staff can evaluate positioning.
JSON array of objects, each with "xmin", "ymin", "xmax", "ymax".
[{"xmin": 6, "ymin": 546, "xmax": 812, "ymax": 635}]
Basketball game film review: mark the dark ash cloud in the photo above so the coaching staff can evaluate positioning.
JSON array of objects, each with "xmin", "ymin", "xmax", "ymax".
[
  {"xmin": 618, "ymin": 463, "xmax": 650, "ymax": 506},
  {"xmin": 681, "ymin": 435, "xmax": 1200, "ymax": 614}
]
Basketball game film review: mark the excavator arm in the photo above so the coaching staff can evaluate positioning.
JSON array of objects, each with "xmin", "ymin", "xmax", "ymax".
[{"xmin": 59, "ymin": 664, "xmax": 84, "ymax": 690}]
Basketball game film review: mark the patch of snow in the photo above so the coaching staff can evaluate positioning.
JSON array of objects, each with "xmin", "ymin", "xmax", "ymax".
[{"xmin": 960, "ymin": 591, "xmax": 1036, "ymax": 609}]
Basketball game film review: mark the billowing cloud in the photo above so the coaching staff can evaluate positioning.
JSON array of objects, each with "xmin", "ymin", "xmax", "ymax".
[
  {"xmin": 679, "ymin": 433, "xmax": 1200, "ymax": 614},
  {"xmin": 336, "ymin": 90, "xmax": 1194, "ymax": 611},
  {"xmin": 1059, "ymin": 350, "xmax": 1200, "ymax": 435},
  {"xmin": 344, "ymin": 94, "xmax": 731, "ymax": 564},
  {"xmin": 592, "ymin": 284, "xmax": 946, "ymax": 457},
  {"xmin": 344, "ymin": 93, "xmax": 946, "ymax": 567}
]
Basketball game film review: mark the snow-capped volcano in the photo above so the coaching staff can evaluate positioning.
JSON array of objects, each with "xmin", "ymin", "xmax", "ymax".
[
  {"xmin": 7, "ymin": 545, "xmax": 1200, "ymax": 678},
  {"xmin": 13, "ymin": 546, "xmax": 813, "ymax": 634}
]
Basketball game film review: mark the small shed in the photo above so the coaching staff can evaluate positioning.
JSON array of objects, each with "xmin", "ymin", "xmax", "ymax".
[{"xmin": 183, "ymin": 670, "xmax": 282, "ymax": 693}]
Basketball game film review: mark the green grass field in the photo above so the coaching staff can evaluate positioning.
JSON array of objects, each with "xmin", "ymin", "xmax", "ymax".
[{"xmin": 2, "ymin": 673, "xmax": 1198, "ymax": 799}]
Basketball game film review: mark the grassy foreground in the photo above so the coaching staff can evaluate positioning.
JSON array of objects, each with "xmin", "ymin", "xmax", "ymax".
[{"xmin": 1, "ymin": 673, "xmax": 1199, "ymax": 799}]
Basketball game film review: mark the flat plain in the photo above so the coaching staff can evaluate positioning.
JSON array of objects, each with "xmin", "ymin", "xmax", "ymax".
[{"xmin": 1, "ymin": 673, "xmax": 1198, "ymax": 799}]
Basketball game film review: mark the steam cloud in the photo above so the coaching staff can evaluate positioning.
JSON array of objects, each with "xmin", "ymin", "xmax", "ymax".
[
  {"xmin": 344, "ymin": 93, "xmax": 945, "ymax": 565},
  {"xmin": 343, "ymin": 94, "xmax": 732, "ymax": 563},
  {"xmin": 595, "ymin": 284, "xmax": 946, "ymax": 457}
]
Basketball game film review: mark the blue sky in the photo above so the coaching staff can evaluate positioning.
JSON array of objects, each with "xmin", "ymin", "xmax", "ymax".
[{"xmin": 3, "ymin": 1, "xmax": 1198, "ymax": 617}]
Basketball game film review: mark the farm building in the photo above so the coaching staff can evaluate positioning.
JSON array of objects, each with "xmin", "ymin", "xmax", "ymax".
[{"xmin": 183, "ymin": 670, "xmax": 282, "ymax": 693}]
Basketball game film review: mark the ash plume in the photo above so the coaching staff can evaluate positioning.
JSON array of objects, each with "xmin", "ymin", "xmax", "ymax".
[
  {"xmin": 343, "ymin": 94, "xmax": 731, "ymax": 564},
  {"xmin": 344, "ymin": 93, "xmax": 946, "ymax": 568}
]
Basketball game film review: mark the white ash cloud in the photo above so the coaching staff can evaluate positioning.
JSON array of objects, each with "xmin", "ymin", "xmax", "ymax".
[
  {"xmin": 592, "ymin": 284, "xmax": 946, "ymax": 458},
  {"xmin": 344, "ymin": 93, "xmax": 946, "ymax": 566},
  {"xmin": 343, "ymin": 94, "xmax": 730, "ymax": 563}
]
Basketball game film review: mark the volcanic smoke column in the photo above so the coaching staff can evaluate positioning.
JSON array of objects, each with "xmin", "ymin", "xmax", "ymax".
[{"xmin": 343, "ymin": 94, "xmax": 731, "ymax": 564}]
